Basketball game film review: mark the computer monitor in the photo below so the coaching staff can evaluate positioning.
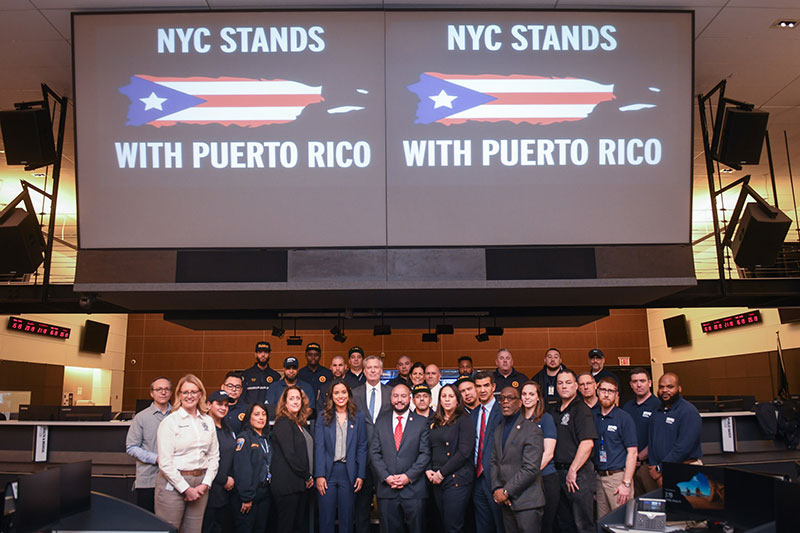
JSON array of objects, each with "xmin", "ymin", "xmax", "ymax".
[
  {"xmin": 53, "ymin": 461, "xmax": 91, "ymax": 516},
  {"xmin": 14, "ymin": 468, "xmax": 60, "ymax": 531},
  {"xmin": 724, "ymin": 467, "xmax": 775, "ymax": 528},
  {"xmin": 662, "ymin": 462, "xmax": 726, "ymax": 522},
  {"xmin": 59, "ymin": 405, "xmax": 112, "ymax": 421},
  {"xmin": 18, "ymin": 404, "xmax": 60, "ymax": 421},
  {"xmin": 135, "ymin": 398, "xmax": 153, "ymax": 413},
  {"xmin": 774, "ymin": 479, "xmax": 800, "ymax": 532}
]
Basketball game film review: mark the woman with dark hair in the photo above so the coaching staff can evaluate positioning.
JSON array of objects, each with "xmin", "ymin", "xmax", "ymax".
[
  {"xmin": 271, "ymin": 385, "xmax": 314, "ymax": 533},
  {"xmin": 202, "ymin": 391, "xmax": 236, "ymax": 533},
  {"xmin": 314, "ymin": 378, "xmax": 368, "ymax": 533},
  {"xmin": 521, "ymin": 380, "xmax": 559, "ymax": 533},
  {"xmin": 425, "ymin": 384, "xmax": 475, "ymax": 533},
  {"xmin": 409, "ymin": 362, "xmax": 426, "ymax": 387},
  {"xmin": 232, "ymin": 403, "xmax": 271, "ymax": 532}
]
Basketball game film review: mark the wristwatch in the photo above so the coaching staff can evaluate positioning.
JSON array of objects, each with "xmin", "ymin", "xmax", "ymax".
[{"xmin": 623, "ymin": 480, "xmax": 631, "ymax": 488}]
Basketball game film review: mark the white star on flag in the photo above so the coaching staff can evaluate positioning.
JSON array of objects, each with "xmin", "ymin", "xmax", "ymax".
[
  {"xmin": 140, "ymin": 92, "xmax": 167, "ymax": 111},
  {"xmin": 429, "ymin": 89, "xmax": 457, "ymax": 109}
]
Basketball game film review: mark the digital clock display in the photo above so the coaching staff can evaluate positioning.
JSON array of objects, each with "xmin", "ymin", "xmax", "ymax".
[
  {"xmin": 7, "ymin": 316, "xmax": 71, "ymax": 339},
  {"xmin": 701, "ymin": 311, "xmax": 761, "ymax": 333}
]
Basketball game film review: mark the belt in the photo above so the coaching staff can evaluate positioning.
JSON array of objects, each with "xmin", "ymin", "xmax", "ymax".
[
  {"xmin": 179, "ymin": 469, "xmax": 206, "ymax": 476},
  {"xmin": 596, "ymin": 468, "xmax": 624, "ymax": 476}
]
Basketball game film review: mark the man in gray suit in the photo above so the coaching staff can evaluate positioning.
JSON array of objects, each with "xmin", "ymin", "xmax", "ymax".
[
  {"xmin": 369, "ymin": 383, "xmax": 431, "ymax": 533},
  {"xmin": 353, "ymin": 355, "xmax": 393, "ymax": 533},
  {"xmin": 491, "ymin": 386, "xmax": 545, "ymax": 533}
]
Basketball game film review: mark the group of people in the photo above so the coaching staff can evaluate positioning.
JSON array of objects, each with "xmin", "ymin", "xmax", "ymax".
[{"xmin": 126, "ymin": 342, "xmax": 703, "ymax": 533}]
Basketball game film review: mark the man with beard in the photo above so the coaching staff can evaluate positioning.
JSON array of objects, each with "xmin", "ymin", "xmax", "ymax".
[
  {"xmin": 457, "ymin": 376, "xmax": 480, "ymax": 413},
  {"xmin": 370, "ymin": 383, "xmax": 431, "ymax": 533},
  {"xmin": 647, "ymin": 373, "xmax": 702, "ymax": 487},
  {"xmin": 316, "ymin": 354, "xmax": 348, "ymax": 412},
  {"xmin": 531, "ymin": 348, "xmax": 569, "ymax": 411},
  {"xmin": 458, "ymin": 356, "xmax": 475, "ymax": 377},
  {"xmin": 387, "ymin": 355, "xmax": 413, "ymax": 388},
  {"xmin": 298, "ymin": 342, "xmax": 333, "ymax": 406},
  {"xmin": 243, "ymin": 341, "xmax": 281, "ymax": 405}
]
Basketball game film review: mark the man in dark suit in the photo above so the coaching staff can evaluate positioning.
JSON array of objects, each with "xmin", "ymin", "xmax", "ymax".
[
  {"xmin": 491, "ymin": 387, "xmax": 545, "ymax": 533},
  {"xmin": 352, "ymin": 355, "xmax": 393, "ymax": 533},
  {"xmin": 369, "ymin": 383, "xmax": 431, "ymax": 533},
  {"xmin": 472, "ymin": 371, "xmax": 505, "ymax": 533}
]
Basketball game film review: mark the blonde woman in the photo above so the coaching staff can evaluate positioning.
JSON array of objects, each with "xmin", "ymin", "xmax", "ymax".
[{"xmin": 155, "ymin": 374, "xmax": 220, "ymax": 533}]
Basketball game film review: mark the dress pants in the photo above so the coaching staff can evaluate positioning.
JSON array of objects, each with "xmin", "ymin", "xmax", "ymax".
[
  {"xmin": 273, "ymin": 489, "xmax": 310, "ymax": 533},
  {"xmin": 596, "ymin": 470, "xmax": 625, "ymax": 519},
  {"xmin": 377, "ymin": 497, "xmax": 423, "ymax": 533},
  {"xmin": 319, "ymin": 462, "xmax": 356, "ymax": 533},
  {"xmin": 473, "ymin": 474, "xmax": 505, "ymax": 533},
  {"xmin": 154, "ymin": 471, "xmax": 209, "ymax": 533},
  {"xmin": 432, "ymin": 481, "xmax": 473, "ymax": 533},
  {"xmin": 354, "ymin": 466, "xmax": 376, "ymax": 533},
  {"xmin": 555, "ymin": 466, "xmax": 596, "ymax": 533},
  {"xmin": 501, "ymin": 506, "xmax": 543, "ymax": 533},
  {"xmin": 541, "ymin": 473, "xmax": 560, "ymax": 533},
  {"xmin": 201, "ymin": 501, "xmax": 234, "ymax": 533},
  {"xmin": 231, "ymin": 486, "xmax": 271, "ymax": 533},
  {"xmin": 136, "ymin": 487, "xmax": 155, "ymax": 513}
]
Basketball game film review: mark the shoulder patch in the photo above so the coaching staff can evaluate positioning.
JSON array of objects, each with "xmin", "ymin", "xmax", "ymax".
[
  {"xmin": 512, "ymin": 380, "xmax": 519, "ymax": 388},
  {"xmin": 319, "ymin": 376, "xmax": 326, "ymax": 383},
  {"xmin": 267, "ymin": 376, "xmax": 274, "ymax": 383},
  {"xmin": 251, "ymin": 443, "xmax": 260, "ymax": 448},
  {"xmin": 238, "ymin": 412, "xmax": 245, "ymax": 421},
  {"xmin": 235, "ymin": 438, "xmax": 245, "ymax": 451},
  {"xmin": 251, "ymin": 377, "xmax": 256, "ymax": 382}
]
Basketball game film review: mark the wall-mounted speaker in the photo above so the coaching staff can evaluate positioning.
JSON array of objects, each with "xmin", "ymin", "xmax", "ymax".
[
  {"xmin": 81, "ymin": 320, "xmax": 110, "ymax": 354},
  {"xmin": 0, "ymin": 208, "xmax": 45, "ymax": 274},
  {"xmin": 731, "ymin": 203, "xmax": 792, "ymax": 268},
  {"xmin": 0, "ymin": 108, "xmax": 57, "ymax": 168},
  {"xmin": 778, "ymin": 308, "xmax": 800, "ymax": 324},
  {"xmin": 663, "ymin": 314, "xmax": 690, "ymax": 348},
  {"xmin": 715, "ymin": 108, "xmax": 769, "ymax": 167}
]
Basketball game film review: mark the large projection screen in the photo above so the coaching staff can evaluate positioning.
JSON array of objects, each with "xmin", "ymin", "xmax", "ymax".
[{"xmin": 73, "ymin": 10, "xmax": 692, "ymax": 249}]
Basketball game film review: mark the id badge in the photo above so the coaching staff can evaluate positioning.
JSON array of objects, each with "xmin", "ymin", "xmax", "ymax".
[
  {"xmin": 599, "ymin": 449, "xmax": 608, "ymax": 463},
  {"xmin": 548, "ymin": 386, "xmax": 555, "ymax": 396}
]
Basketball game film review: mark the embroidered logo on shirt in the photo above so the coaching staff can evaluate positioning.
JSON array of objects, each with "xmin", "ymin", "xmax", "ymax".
[
  {"xmin": 238, "ymin": 413, "xmax": 245, "ymax": 421},
  {"xmin": 642, "ymin": 411, "xmax": 652, "ymax": 418},
  {"xmin": 251, "ymin": 377, "xmax": 256, "ymax": 382},
  {"xmin": 666, "ymin": 417, "xmax": 675, "ymax": 424},
  {"xmin": 561, "ymin": 413, "xmax": 571, "ymax": 425},
  {"xmin": 319, "ymin": 376, "xmax": 326, "ymax": 383},
  {"xmin": 607, "ymin": 425, "xmax": 618, "ymax": 432},
  {"xmin": 512, "ymin": 381, "xmax": 519, "ymax": 388},
  {"xmin": 235, "ymin": 438, "xmax": 245, "ymax": 451},
  {"xmin": 267, "ymin": 376, "xmax": 274, "ymax": 383}
]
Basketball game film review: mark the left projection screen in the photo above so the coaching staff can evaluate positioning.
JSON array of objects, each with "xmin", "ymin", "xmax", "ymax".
[{"xmin": 73, "ymin": 12, "xmax": 387, "ymax": 248}]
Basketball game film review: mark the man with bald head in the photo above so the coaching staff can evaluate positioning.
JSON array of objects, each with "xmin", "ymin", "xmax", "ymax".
[
  {"xmin": 424, "ymin": 364, "xmax": 442, "ymax": 411},
  {"xmin": 387, "ymin": 355, "xmax": 413, "ymax": 388},
  {"xmin": 646, "ymin": 373, "xmax": 703, "ymax": 487}
]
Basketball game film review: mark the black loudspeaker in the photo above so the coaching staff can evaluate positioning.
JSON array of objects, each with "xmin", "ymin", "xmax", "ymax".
[
  {"xmin": 715, "ymin": 108, "xmax": 769, "ymax": 167},
  {"xmin": 778, "ymin": 308, "xmax": 800, "ymax": 324},
  {"xmin": 0, "ymin": 108, "xmax": 57, "ymax": 167},
  {"xmin": 731, "ymin": 203, "xmax": 792, "ymax": 268},
  {"xmin": 81, "ymin": 320, "xmax": 110, "ymax": 353},
  {"xmin": 663, "ymin": 314, "xmax": 690, "ymax": 347},
  {"xmin": 0, "ymin": 208, "xmax": 45, "ymax": 274}
]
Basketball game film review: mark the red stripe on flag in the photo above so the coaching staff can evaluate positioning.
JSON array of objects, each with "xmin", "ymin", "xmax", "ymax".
[
  {"xmin": 437, "ymin": 117, "xmax": 584, "ymax": 126},
  {"xmin": 485, "ymin": 92, "xmax": 615, "ymax": 105},
  {"xmin": 148, "ymin": 120, "xmax": 293, "ymax": 127},
  {"xmin": 194, "ymin": 94, "xmax": 324, "ymax": 107}
]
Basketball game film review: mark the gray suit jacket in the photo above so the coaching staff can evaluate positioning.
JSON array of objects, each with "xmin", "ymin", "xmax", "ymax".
[
  {"xmin": 369, "ymin": 410, "xmax": 431, "ymax": 500},
  {"xmin": 490, "ymin": 415, "xmax": 545, "ymax": 511}
]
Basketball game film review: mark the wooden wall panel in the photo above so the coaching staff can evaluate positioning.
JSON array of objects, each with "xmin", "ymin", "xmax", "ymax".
[{"xmin": 122, "ymin": 309, "xmax": 652, "ymax": 410}]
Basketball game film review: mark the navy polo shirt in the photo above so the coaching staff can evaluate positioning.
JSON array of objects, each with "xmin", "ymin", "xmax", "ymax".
[
  {"xmin": 648, "ymin": 397, "xmax": 703, "ymax": 467},
  {"xmin": 622, "ymin": 394, "xmax": 660, "ymax": 452},
  {"xmin": 593, "ymin": 406, "xmax": 637, "ymax": 471},
  {"xmin": 298, "ymin": 365, "xmax": 333, "ymax": 404},
  {"xmin": 493, "ymin": 368, "xmax": 528, "ymax": 394}
]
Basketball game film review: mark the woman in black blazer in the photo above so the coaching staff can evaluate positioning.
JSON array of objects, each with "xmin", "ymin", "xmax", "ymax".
[
  {"xmin": 270, "ymin": 385, "xmax": 314, "ymax": 533},
  {"xmin": 425, "ymin": 384, "xmax": 476, "ymax": 533}
]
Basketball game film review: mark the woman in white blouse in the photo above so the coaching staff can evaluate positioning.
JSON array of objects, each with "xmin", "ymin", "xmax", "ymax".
[{"xmin": 155, "ymin": 374, "xmax": 220, "ymax": 533}]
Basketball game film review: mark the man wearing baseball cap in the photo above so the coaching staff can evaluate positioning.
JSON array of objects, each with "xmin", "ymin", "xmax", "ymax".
[
  {"xmin": 298, "ymin": 342, "xmax": 333, "ymax": 405},
  {"xmin": 344, "ymin": 346, "xmax": 367, "ymax": 389},
  {"xmin": 243, "ymin": 341, "xmax": 281, "ymax": 405},
  {"xmin": 265, "ymin": 356, "xmax": 316, "ymax": 412},
  {"xmin": 588, "ymin": 349, "xmax": 621, "ymax": 389}
]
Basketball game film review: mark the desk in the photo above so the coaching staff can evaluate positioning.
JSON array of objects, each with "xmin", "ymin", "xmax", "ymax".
[{"xmin": 50, "ymin": 492, "xmax": 176, "ymax": 532}]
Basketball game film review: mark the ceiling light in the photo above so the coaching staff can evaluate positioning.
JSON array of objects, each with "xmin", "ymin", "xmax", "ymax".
[
  {"xmin": 333, "ymin": 331, "xmax": 347, "ymax": 343},
  {"xmin": 777, "ymin": 20, "xmax": 797, "ymax": 28},
  {"xmin": 271, "ymin": 325, "xmax": 285, "ymax": 338},
  {"xmin": 287, "ymin": 335, "xmax": 303, "ymax": 346},
  {"xmin": 475, "ymin": 332, "xmax": 490, "ymax": 342},
  {"xmin": 422, "ymin": 332, "xmax": 438, "ymax": 342},
  {"xmin": 721, "ymin": 168, "xmax": 734, "ymax": 174},
  {"xmin": 435, "ymin": 324, "xmax": 454, "ymax": 335},
  {"xmin": 485, "ymin": 326, "xmax": 504, "ymax": 336},
  {"xmin": 373, "ymin": 324, "xmax": 391, "ymax": 336}
]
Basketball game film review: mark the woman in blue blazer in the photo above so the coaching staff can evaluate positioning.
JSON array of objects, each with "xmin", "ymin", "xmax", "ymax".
[{"xmin": 314, "ymin": 378, "xmax": 368, "ymax": 533}]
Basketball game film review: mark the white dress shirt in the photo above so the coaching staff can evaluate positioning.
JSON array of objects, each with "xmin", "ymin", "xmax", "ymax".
[
  {"xmin": 366, "ymin": 383, "xmax": 383, "ymax": 423},
  {"xmin": 393, "ymin": 410, "xmax": 409, "ymax": 434},
  {"xmin": 156, "ymin": 407, "xmax": 220, "ymax": 493}
]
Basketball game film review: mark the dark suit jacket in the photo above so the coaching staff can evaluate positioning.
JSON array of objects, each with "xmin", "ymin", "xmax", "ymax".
[
  {"xmin": 429, "ymin": 413, "xmax": 475, "ymax": 488},
  {"xmin": 353, "ymin": 383, "xmax": 392, "ymax": 442},
  {"xmin": 471, "ymin": 401, "xmax": 504, "ymax": 480},
  {"xmin": 490, "ymin": 415, "xmax": 545, "ymax": 511},
  {"xmin": 270, "ymin": 417, "xmax": 311, "ymax": 497},
  {"xmin": 369, "ymin": 410, "xmax": 431, "ymax": 500},
  {"xmin": 314, "ymin": 410, "xmax": 368, "ymax": 485}
]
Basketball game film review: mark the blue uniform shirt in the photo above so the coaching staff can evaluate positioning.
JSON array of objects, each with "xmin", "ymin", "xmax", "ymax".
[
  {"xmin": 593, "ymin": 406, "xmax": 637, "ymax": 471},
  {"xmin": 648, "ymin": 397, "xmax": 703, "ymax": 467},
  {"xmin": 242, "ymin": 363, "xmax": 281, "ymax": 405},
  {"xmin": 298, "ymin": 365, "xmax": 333, "ymax": 405},
  {"xmin": 622, "ymin": 394, "xmax": 660, "ymax": 453},
  {"xmin": 224, "ymin": 399, "xmax": 250, "ymax": 435},
  {"xmin": 533, "ymin": 412, "xmax": 557, "ymax": 476},
  {"xmin": 265, "ymin": 378, "xmax": 316, "ymax": 409}
]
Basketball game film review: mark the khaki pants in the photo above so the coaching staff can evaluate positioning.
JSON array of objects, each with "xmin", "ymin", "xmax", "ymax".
[
  {"xmin": 595, "ymin": 471, "xmax": 625, "ymax": 519},
  {"xmin": 154, "ymin": 470, "xmax": 208, "ymax": 533}
]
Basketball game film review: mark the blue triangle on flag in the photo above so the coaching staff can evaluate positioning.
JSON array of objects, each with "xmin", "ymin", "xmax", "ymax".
[
  {"xmin": 118, "ymin": 76, "xmax": 206, "ymax": 126},
  {"xmin": 407, "ymin": 73, "xmax": 496, "ymax": 124}
]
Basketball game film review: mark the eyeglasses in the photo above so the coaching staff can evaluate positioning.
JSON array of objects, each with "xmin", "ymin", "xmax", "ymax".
[
  {"xmin": 498, "ymin": 395, "xmax": 519, "ymax": 402},
  {"xmin": 151, "ymin": 387, "xmax": 171, "ymax": 393},
  {"xmin": 223, "ymin": 384, "xmax": 243, "ymax": 391},
  {"xmin": 181, "ymin": 390, "xmax": 201, "ymax": 397},
  {"xmin": 597, "ymin": 388, "xmax": 618, "ymax": 395}
]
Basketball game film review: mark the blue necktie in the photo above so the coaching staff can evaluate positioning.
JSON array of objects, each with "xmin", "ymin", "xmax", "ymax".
[{"xmin": 369, "ymin": 387, "xmax": 376, "ymax": 421}]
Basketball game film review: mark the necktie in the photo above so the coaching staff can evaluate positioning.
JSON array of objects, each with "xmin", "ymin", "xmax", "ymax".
[
  {"xmin": 394, "ymin": 415, "xmax": 403, "ymax": 450},
  {"xmin": 369, "ymin": 387, "xmax": 376, "ymax": 421},
  {"xmin": 476, "ymin": 406, "xmax": 486, "ymax": 477}
]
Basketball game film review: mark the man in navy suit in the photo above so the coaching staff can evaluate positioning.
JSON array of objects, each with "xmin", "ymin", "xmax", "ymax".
[
  {"xmin": 352, "ymin": 355, "xmax": 393, "ymax": 533},
  {"xmin": 473, "ymin": 370, "xmax": 505, "ymax": 533},
  {"xmin": 369, "ymin": 383, "xmax": 431, "ymax": 533}
]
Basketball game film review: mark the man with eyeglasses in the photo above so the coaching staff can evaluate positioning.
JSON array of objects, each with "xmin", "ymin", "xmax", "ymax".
[
  {"xmin": 126, "ymin": 376, "xmax": 173, "ymax": 512},
  {"xmin": 577, "ymin": 372, "xmax": 599, "ymax": 410},
  {"xmin": 592, "ymin": 377, "xmax": 637, "ymax": 519},
  {"xmin": 221, "ymin": 371, "xmax": 249, "ymax": 434}
]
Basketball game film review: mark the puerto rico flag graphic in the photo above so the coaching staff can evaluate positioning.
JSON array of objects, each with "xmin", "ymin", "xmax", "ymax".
[
  {"xmin": 408, "ymin": 72, "xmax": 615, "ymax": 125},
  {"xmin": 119, "ymin": 75, "xmax": 324, "ymax": 127}
]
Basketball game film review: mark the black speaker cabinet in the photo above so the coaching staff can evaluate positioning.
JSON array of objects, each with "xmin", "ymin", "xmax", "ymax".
[
  {"xmin": 663, "ymin": 314, "xmax": 690, "ymax": 347},
  {"xmin": 0, "ymin": 108, "xmax": 57, "ymax": 167},
  {"xmin": 716, "ymin": 108, "xmax": 769, "ymax": 167},
  {"xmin": 778, "ymin": 308, "xmax": 800, "ymax": 324},
  {"xmin": 0, "ymin": 208, "xmax": 45, "ymax": 274},
  {"xmin": 731, "ymin": 203, "xmax": 792, "ymax": 268},
  {"xmin": 81, "ymin": 320, "xmax": 110, "ymax": 353}
]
